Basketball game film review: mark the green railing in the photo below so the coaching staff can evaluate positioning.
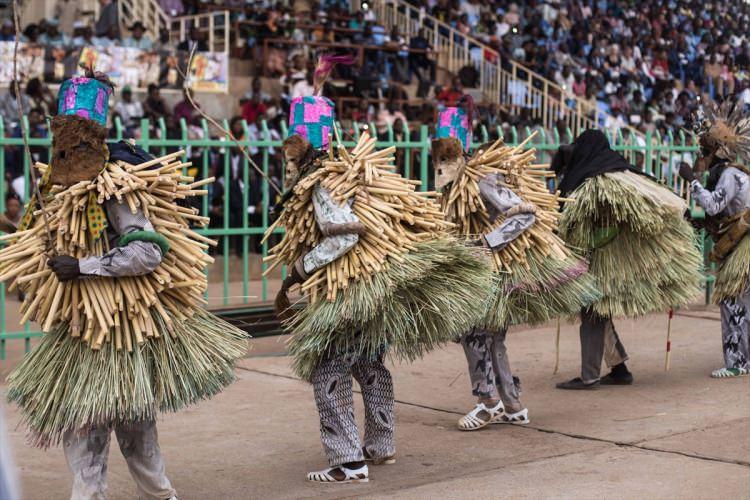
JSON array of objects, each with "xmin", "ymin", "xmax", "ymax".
[{"xmin": 0, "ymin": 117, "xmax": 704, "ymax": 360}]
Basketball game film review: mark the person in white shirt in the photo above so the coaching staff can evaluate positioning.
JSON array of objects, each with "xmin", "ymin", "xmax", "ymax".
[{"xmin": 114, "ymin": 86, "xmax": 144, "ymax": 133}]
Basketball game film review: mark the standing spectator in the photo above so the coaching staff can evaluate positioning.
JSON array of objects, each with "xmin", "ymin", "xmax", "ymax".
[
  {"xmin": 142, "ymin": 83, "xmax": 170, "ymax": 122},
  {"xmin": 177, "ymin": 27, "xmax": 209, "ymax": 52},
  {"xmin": 409, "ymin": 28, "xmax": 436, "ymax": 97},
  {"xmin": 437, "ymin": 76, "xmax": 464, "ymax": 107},
  {"xmin": 1, "ymin": 193, "xmax": 22, "ymax": 232},
  {"xmin": 160, "ymin": 0, "xmax": 185, "ymax": 17},
  {"xmin": 95, "ymin": 0, "xmax": 120, "ymax": 38},
  {"xmin": 114, "ymin": 86, "xmax": 144, "ymax": 134},
  {"xmin": 0, "ymin": 81, "xmax": 30, "ymax": 129},
  {"xmin": 54, "ymin": 0, "xmax": 80, "ymax": 35},
  {"xmin": 386, "ymin": 26, "xmax": 410, "ymax": 83},
  {"xmin": 174, "ymin": 88, "xmax": 198, "ymax": 126},
  {"xmin": 122, "ymin": 21, "xmax": 153, "ymax": 50},
  {"xmin": 241, "ymin": 93, "xmax": 267, "ymax": 125}
]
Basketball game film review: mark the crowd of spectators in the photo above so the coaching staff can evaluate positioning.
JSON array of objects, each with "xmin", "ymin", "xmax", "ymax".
[{"xmin": 412, "ymin": 0, "xmax": 750, "ymax": 137}]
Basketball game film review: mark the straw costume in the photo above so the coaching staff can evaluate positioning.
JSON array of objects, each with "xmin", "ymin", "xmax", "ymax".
[
  {"xmin": 433, "ymin": 98, "xmax": 599, "ymax": 429},
  {"xmin": 0, "ymin": 74, "xmax": 246, "ymax": 498},
  {"xmin": 678, "ymin": 99, "xmax": 750, "ymax": 378},
  {"xmin": 270, "ymin": 58, "xmax": 491, "ymax": 483},
  {"xmin": 555, "ymin": 130, "xmax": 702, "ymax": 389}
]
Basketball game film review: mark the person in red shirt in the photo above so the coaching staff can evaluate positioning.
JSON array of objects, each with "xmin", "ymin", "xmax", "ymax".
[
  {"xmin": 241, "ymin": 93, "xmax": 267, "ymax": 125},
  {"xmin": 437, "ymin": 76, "xmax": 464, "ymax": 107}
]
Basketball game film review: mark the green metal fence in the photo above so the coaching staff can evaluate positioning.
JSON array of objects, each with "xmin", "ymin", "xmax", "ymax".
[{"xmin": 0, "ymin": 116, "xmax": 705, "ymax": 360}]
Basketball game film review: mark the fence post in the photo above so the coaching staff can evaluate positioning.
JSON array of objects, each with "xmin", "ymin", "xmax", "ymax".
[{"xmin": 419, "ymin": 125, "xmax": 429, "ymax": 191}]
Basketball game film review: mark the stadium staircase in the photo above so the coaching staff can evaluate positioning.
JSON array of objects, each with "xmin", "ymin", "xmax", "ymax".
[{"xmin": 371, "ymin": 0, "xmax": 630, "ymax": 139}]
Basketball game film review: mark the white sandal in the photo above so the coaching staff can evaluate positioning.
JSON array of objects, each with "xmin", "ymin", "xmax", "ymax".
[
  {"xmin": 496, "ymin": 408, "xmax": 530, "ymax": 425},
  {"xmin": 458, "ymin": 402, "xmax": 504, "ymax": 431},
  {"xmin": 711, "ymin": 367, "xmax": 749, "ymax": 378},
  {"xmin": 307, "ymin": 464, "xmax": 369, "ymax": 484}
]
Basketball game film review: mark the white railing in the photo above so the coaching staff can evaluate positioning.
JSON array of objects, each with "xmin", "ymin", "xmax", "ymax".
[
  {"xmin": 372, "ymin": 0, "xmax": 631, "ymax": 139},
  {"xmin": 169, "ymin": 10, "xmax": 231, "ymax": 56},
  {"xmin": 118, "ymin": 0, "xmax": 170, "ymax": 41}
]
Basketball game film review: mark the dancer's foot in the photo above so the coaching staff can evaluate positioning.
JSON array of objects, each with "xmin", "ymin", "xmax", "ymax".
[
  {"xmin": 711, "ymin": 367, "xmax": 749, "ymax": 378},
  {"xmin": 600, "ymin": 362, "xmax": 634, "ymax": 385},
  {"xmin": 307, "ymin": 462, "xmax": 369, "ymax": 483},
  {"xmin": 363, "ymin": 447, "xmax": 396, "ymax": 465},
  {"xmin": 556, "ymin": 377, "xmax": 599, "ymax": 390},
  {"xmin": 495, "ymin": 408, "xmax": 530, "ymax": 425},
  {"xmin": 457, "ymin": 401, "xmax": 504, "ymax": 431}
]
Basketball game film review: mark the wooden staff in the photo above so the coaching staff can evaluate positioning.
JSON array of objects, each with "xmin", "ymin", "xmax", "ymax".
[{"xmin": 665, "ymin": 308, "xmax": 673, "ymax": 371}]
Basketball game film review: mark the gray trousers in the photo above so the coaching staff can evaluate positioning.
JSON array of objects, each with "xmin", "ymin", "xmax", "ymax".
[
  {"xmin": 580, "ymin": 309, "xmax": 629, "ymax": 384},
  {"xmin": 720, "ymin": 290, "xmax": 750, "ymax": 370},
  {"xmin": 460, "ymin": 328, "xmax": 521, "ymax": 410},
  {"xmin": 63, "ymin": 420, "xmax": 176, "ymax": 500},
  {"xmin": 311, "ymin": 354, "xmax": 395, "ymax": 467}
]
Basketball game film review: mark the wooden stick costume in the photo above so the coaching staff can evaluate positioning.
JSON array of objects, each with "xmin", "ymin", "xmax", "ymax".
[
  {"xmin": 679, "ymin": 98, "xmax": 750, "ymax": 378},
  {"xmin": 433, "ymin": 99, "xmax": 599, "ymax": 429},
  {"xmin": 268, "ymin": 57, "xmax": 491, "ymax": 482},
  {"xmin": 434, "ymin": 98, "xmax": 600, "ymax": 329},
  {"xmin": 1, "ymin": 74, "xmax": 247, "ymax": 448},
  {"xmin": 554, "ymin": 129, "xmax": 702, "ymax": 389}
]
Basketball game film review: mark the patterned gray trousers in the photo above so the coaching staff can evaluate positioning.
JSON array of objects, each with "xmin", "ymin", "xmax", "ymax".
[
  {"xmin": 63, "ymin": 420, "xmax": 176, "ymax": 500},
  {"xmin": 580, "ymin": 308, "xmax": 629, "ymax": 384},
  {"xmin": 460, "ymin": 328, "xmax": 521, "ymax": 410},
  {"xmin": 311, "ymin": 354, "xmax": 395, "ymax": 467},
  {"xmin": 720, "ymin": 290, "xmax": 750, "ymax": 370}
]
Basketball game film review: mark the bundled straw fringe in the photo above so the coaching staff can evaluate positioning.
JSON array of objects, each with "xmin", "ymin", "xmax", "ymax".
[
  {"xmin": 713, "ymin": 234, "xmax": 750, "ymax": 303},
  {"xmin": 288, "ymin": 239, "xmax": 491, "ymax": 381},
  {"xmin": 443, "ymin": 137, "xmax": 600, "ymax": 327},
  {"xmin": 7, "ymin": 310, "xmax": 247, "ymax": 447},
  {"xmin": 1, "ymin": 150, "xmax": 248, "ymax": 446},
  {"xmin": 266, "ymin": 133, "xmax": 492, "ymax": 380},
  {"xmin": 559, "ymin": 171, "xmax": 702, "ymax": 317}
]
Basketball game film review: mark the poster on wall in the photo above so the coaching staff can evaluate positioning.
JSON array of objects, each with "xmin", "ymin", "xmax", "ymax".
[
  {"xmin": 0, "ymin": 42, "xmax": 228, "ymax": 93},
  {"xmin": 185, "ymin": 51, "xmax": 228, "ymax": 92},
  {"xmin": 0, "ymin": 42, "xmax": 44, "ymax": 84}
]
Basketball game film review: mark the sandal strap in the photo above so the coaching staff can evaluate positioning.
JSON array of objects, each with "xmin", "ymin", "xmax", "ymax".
[{"xmin": 307, "ymin": 465, "xmax": 369, "ymax": 483}]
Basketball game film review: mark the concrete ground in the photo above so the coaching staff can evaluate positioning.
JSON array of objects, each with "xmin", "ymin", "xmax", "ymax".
[{"xmin": 2, "ymin": 307, "xmax": 750, "ymax": 499}]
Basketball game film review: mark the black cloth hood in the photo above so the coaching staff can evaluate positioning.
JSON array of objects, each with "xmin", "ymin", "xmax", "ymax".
[
  {"xmin": 107, "ymin": 141, "xmax": 155, "ymax": 165},
  {"xmin": 554, "ymin": 130, "xmax": 638, "ymax": 196}
]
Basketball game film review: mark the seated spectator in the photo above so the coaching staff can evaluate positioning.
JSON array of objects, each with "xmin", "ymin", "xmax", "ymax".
[
  {"xmin": 0, "ymin": 20, "xmax": 15, "ymax": 42},
  {"xmin": 142, "ymin": 83, "xmax": 170, "ymax": 122},
  {"xmin": 122, "ymin": 21, "xmax": 153, "ymax": 50},
  {"xmin": 95, "ymin": 0, "xmax": 119, "ymax": 38},
  {"xmin": 22, "ymin": 24, "xmax": 40, "ymax": 43},
  {"xmin": 25, "ymin": 78, "xmax": 56, "ymax": 117},
  {"xmin": 72, "ymin": 25, "xmax": 96, "ymax": 47},
  {"xmin": 242, "ymin": 77, "xmax": 271, "ymax": 105},
  {"xmin": 39, "ymin": 19, "xmax": 71, "ymax": 47},
  {"xmin": 437, "ymin": 76, "xmax": 464, "ymax": 107},
  {"xmin": 154, "ymin": 28, "xmax": 175, "ymax": 52},
  {"xmin": 0, "ymin": 81, "xmax": 30, "ymax": 128},
  {"xmin": 386, "ymin": 26, "xmax": 410, "ymax": 83},
  {"xmin": 177, "ymin": 27, "xmax": 209, "ymax": 52},
  {"xmin": 1, "ymin": 193, "xmax": 22, "ymax": 233},
  {"xmin": 114, "ymin": 86, "xmax": 143, "ymax": 133}
]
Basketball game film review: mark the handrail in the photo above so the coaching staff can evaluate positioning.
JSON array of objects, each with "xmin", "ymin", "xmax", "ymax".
[
  {"xmin": 370, "ymin": 0, "xmax": 640, "ymax": 140},
  {"xmin": 118, "ymin": 0, "xmax": 170, "ymax": 41},
  {"xmin": 170, "ymin": 10, "xmax": 232, "ymax": 55}
]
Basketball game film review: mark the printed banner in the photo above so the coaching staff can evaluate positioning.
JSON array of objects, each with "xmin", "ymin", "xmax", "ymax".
[{"xmin": 0, "ymin": 42, "xmax": 228, "ymax": 93}]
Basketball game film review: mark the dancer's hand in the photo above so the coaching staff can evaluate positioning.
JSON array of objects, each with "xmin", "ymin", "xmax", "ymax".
[
  {"xmin": 678, "ymin": 162, "xmax": 695, "ymax": 183},
  {"xmin": 48, "ymin": 255, "xmax": 80, "ymax": 281}
]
